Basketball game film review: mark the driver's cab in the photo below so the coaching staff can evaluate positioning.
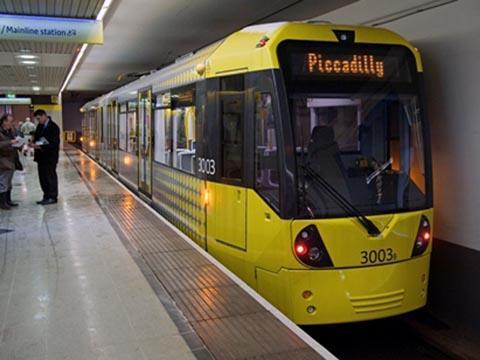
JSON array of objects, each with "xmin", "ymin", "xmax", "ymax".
[{"xmin": 292, "ymin": 94, "xmax": 428, "ymax": 218}]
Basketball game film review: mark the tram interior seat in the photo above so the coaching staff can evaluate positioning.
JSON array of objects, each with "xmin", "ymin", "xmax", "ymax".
[{"xmin": 178, "ymin": 150, "xmax": 196, "ymax": 173}]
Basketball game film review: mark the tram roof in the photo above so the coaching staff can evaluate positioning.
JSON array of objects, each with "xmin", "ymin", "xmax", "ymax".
[{"xmin": 82, "ymin": 21, "xmax": 421, "ymax": 110}]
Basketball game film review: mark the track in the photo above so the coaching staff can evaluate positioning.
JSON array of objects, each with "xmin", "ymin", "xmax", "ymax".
[{"xmin": 305, "ymin": 313, "xmax": 452, "ymax": 360}]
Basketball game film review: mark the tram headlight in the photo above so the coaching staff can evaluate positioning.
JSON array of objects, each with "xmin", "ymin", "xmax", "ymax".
[
  {"xmin": 412, "ymin": 216, "xmax": 431, "ymax": 257},
  {"xmin": 294, "ymin": 225, "xmax": 333, "ymax": 268},
  {"xmin": 308, "ymin": 247, "xmax": 323, "ymax": 261}
]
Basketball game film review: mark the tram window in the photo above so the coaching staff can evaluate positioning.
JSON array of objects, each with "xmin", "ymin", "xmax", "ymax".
[
  {"xmin": 154, "ymin": 108, "xmax": 172, "ymax": 166},
  {"xmin": 172, "ymin": 107, "xmax": 196, "ymax": 173},
  {"xmin": 195, "ymin": 80, "xmax": 206, "ymax": 169},
  {"xmin": 220, "ymin": 75, "xmax": 244, "ymax": 181},
  {"xmin": 405, "ymin": 98, "xmax": 426, "ymax": 194},
  {"xmin": 293, "ymin": 94, "xmax": 428, "ymax": 217},
  {"xmin": 99, "ymin": 110, "xmax": 104, "ymax": 144},
  {"xmin": 171, "ymin": 86, "xmax": 196, "ymax": 174},
  {"xmin": 119, "ymin": 112, "xmax": 127, "ymax": 151},
  {"xmin": 295, "ymin": 98, "xmax": 360, "ymax": 153},
  {"xmin": 127, "ymin": 111, "xmax": 137, "ymax": 154},
  {"xmin": 255, "ymin": 92, "xmax": 280, "ymax": 209}
]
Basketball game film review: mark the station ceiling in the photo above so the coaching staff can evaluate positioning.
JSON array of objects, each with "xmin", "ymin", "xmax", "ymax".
[
  {"xmin": 0, "ymin": 0, "xmax": 103, "ymax": 18},
  {"xmin": 0, "ymin": 0, "xmax": 357, "ymax": 96},
  {"xmin": 68, "ymin": 0, "xmax": 357, "ymax": 93},
  {"xmin": 0, "ymin": 0, "xmax": 104, "ymax": 96}
]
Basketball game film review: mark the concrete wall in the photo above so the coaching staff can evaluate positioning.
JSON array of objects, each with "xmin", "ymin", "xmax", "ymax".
[{"xmin": 318, "ymin": 0, "xmax": 480, "ymax": 334}]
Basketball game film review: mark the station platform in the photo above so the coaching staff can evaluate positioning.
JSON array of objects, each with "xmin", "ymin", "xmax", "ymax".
[{"xmin": 0, "ymin": 147, "xmax": 333, "ymax": 360}]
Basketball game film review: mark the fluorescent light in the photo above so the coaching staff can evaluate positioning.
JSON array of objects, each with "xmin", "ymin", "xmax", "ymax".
[
  {"xmin": 58, "ymin": 43, "xmax": 88, "ymax": 95},
  {"xmin": 31, "ymin": 80, "xmax": 38, "ymax": 83},
  {"xmin": 97, "ymin": 0, "xmax": 113, "ymax": 21},
  {"xmin": 58, "ymin": 0, "xmax": 113, "ymax": 97},
  {"xmin": 32, "ymin": 86, "xmax": 41, "ymax": 91},
  {"xmin": 21, "ymin": 60, "xmax": 38, "ymax": 65},
  {"xmin": 17, "ymin": 54, "xmax": 38, "ymax": 60},
  {"xmin": 20, "ymin": 48, "xmax": 31, "ymax": 53},
  {"xmin": 26, "ymin": 66, "xmax": 35, "ymax": 70},
  {"xmin": 29, "ymin": 74, "xmax": 38, "ymax": 77}
]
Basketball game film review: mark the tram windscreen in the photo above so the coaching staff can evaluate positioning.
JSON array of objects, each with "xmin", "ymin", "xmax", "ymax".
[{"xmin": 278, "ymin": 42, "xmax": 430, "ymax": 217}]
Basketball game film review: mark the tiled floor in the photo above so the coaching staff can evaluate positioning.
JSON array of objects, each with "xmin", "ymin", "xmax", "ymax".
[
  {"xmin": 0, "ymin": 155, "xmax": 194, "ymax": 360},
  {"xmin": 65, "ymin": 149, "xmax": 327, "ymax": 360}
]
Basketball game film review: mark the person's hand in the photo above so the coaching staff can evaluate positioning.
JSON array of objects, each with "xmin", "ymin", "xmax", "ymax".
[
  {"xmin": 30, "ymin": 144, "xmax": 41, "ymax": 149},
  {"xmin": 10, "ymin": 139, "xmax": 18, "ymax": 145}
]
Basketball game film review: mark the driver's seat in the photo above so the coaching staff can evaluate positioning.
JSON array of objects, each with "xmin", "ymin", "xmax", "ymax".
[{"xmin": 306, "ymin": 126, "xmax": 351, "ymax": 214}]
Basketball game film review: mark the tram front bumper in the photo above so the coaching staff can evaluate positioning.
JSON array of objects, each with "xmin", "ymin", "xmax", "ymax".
[{"xmin": 257, "ymin": 254, "xmax": 430, "ymax": 325}]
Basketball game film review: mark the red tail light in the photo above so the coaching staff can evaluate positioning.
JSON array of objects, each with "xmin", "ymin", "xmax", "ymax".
[
  {"xmin": 412, "ymin": 216, "xmax": 431, "ymax": 257},
  {"xmin": 294, "ymin": 225, "xmax": 333, "ymax": 268},
  {"xmin": 295, "ymin": 244, "xmax": 308, "ymax": 256}
]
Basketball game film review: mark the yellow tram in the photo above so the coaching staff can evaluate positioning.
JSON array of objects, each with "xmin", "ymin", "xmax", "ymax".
[{"xmin": 82, "ymin": 22, "xmax": 433, "ymax": 324}]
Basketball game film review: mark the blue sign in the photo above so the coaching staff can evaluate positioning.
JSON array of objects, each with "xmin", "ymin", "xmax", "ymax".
[{"xmin": 0, "ymin": 14, "xmax": 103, "ymax": 44}]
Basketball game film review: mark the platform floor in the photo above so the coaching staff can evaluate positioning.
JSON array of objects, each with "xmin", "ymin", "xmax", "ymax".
[
  {"xmin": 0, "ymin": 149, "xmax": 331, "ymax": 360},
  {"xmin": 0, "ymin": 155, "xmax": 196, "ymax": 360}
]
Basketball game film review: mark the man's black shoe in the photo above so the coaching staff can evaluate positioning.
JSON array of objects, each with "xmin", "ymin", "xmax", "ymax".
[
  {"xmin": 6, "ymin": 190, "xmax": 18, "ymax": 207},
  {"xmin": 36, "ymin": 199, "xmax": 46, "ymax": 204},
  {"xmin": 40, "ymin": 198, "xmax": 57, "ymax": 205}
]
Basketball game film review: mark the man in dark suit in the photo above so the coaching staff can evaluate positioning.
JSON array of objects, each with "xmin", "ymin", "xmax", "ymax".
[{"xmin": 32, "ymin": 109, "xmax": 60, "ymax": 205}]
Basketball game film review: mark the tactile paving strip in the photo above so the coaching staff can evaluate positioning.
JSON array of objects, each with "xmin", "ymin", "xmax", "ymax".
[{"xmin": 66, "ymin": 149, "xmax": 325, "ymax": 360}]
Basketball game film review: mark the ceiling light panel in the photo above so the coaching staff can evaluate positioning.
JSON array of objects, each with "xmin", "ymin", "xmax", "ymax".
[
  {"xmin": 0, "ymin": 0, "xmax": 104, "ymax": 18},
  {"xmin": 17, "ymin": 54, "xmax": 38, "ymax": 60},
  {"xmin": 20, "ymin": 60, "xmax": 38, "ymax": 65}
]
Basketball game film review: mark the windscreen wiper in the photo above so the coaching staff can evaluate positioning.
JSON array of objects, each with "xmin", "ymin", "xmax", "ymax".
[{"xmin": 302, "ymin": 165, "xmax": 381, "ymax": 237}]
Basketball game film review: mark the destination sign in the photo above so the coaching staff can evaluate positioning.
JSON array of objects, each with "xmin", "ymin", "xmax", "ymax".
[
  {"xmin": 280, "ymin": 42, "xmax": 415, "ymax": 85},
  {"xmin": 306, "ymin": 53, "xmax": 385, "ymax": 78}
]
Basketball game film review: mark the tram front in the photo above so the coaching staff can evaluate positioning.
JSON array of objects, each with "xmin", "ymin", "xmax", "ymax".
[{"xmin": 276, "ymin": 39, "xmax": 433, "ymax": 324}]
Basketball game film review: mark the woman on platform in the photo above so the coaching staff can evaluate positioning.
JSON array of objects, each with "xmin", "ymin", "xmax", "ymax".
[{"xmin": 0, "ymin": 114, "xmax": 19, "ymax": 210}]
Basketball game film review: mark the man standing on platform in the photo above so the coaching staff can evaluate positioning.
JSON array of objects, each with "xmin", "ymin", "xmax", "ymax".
[{"xmin": 32, "ymin": 109, "xmax": 60, "ymax": 205}]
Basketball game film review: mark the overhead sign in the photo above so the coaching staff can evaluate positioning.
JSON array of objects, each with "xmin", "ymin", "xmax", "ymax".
[
  {"xmin": 0, "ymin": 97, "xmax": 31, "ymax": 105},
  {"xmin": 0, "ymin": 14, "xmax": 103, "ymax": 44}
]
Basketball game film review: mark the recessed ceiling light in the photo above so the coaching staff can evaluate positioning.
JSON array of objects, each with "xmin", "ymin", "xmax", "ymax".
[
  {"xmin": 20, "ymin": 48, "xmax": 32, "ymax": 53},
  {"xmin": 31, "ymin": 80, "xmax": 38, "ymax": 84},
  {"xmin": 29, "ymin": 74, "xmax": 38, "ymax": 77},
  {"xmin": 32, "ymin": 86, "xmax": 41, "ymax": 92},
  {"xmin": 17, "ymin": 54, "xmax": 38, "ymax": 60},
  {"xmin": 21, "ymin": 60, "xmax": 38, "ymax": 65}
]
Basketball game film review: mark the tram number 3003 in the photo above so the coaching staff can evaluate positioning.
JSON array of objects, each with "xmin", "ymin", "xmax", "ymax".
[
  {"xmin": 360, "ymin": 248, "xmax": 397, "ymax": 264},
  {"xmin": 198, "ymin": 158, "xmax": 216, "ymax": 175}
]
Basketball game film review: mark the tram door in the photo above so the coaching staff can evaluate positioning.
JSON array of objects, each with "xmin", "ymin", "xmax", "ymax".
[
  {"xmin": 110, "ymin": 101, "xmax": 119, "ymax": 173},
  {"xmin": 138, "ymin": 90, "xmax": 153, "ymax": 196},
  {"xmin": 208, "ymin": 75, "xmax": 247, "ymax": 251},
  {"xmin": 95, "ymin": 108, "xmax": 101, "ymax": 160}
]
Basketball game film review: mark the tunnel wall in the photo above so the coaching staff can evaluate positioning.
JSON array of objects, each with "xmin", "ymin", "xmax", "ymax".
[{"xmin": 319, "ymin": 0, "xmax": 480, "ymax": 334}]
